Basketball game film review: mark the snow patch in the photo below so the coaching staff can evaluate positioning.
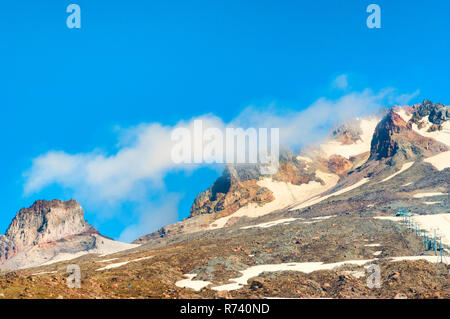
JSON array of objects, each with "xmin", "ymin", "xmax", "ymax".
[
  {"xmin": 95, "ymin": 256, "xmax": 153, "ymax": 271},
  {"xmin": 423, "ymin": 151, "xmax": 450, "ymax": 171},
  {"xmin": 411, "ymin": 119, "xmax": 450, "ymax": 147},
  {"xmin": 210, "ymin": 171, "xmax": 339, "ymax": 229},
  {"xmin": 241, "ymin": 218, "xmax": 300, "ymax": 229},
  {"xmin": 397, "ymin": 108, "xmax": 450, "ymax": 150},
  {"xmin": 296, "ymin": 156, "xmax": 313, "ymax": 163},
  {"xmin": 395, "ymin": 108, "xmax": 412, "ymax": 123},
  {"xmin": 402, "ymin": 182, "xmax": 413, "ymax": 187},
  {"xmin": 301, "ymin": 215, "xmax": 337, "ymax": 224},
  {"xmin": 96, "ymin": 258, "xmax": 119, "ymax": 263},
  {"xmin": 211, "ymin": 259, "xmax": 375, "ymax": 291},
  {"xmin": 342, "ymin": 270, "xmax": 366, "ymax": 278},
  {"xmin": 290, "ymin": 178, "xmax": 369, "ymax": 211},
  {"xmin": 318, "ymin": 119, "xmax": 379, "ymax": 159},
  {"xmin": 311, "ymin": 215, "xmax": 337, "ymax": 220},
  {"xmin": 32, "ymin": 271, "xmax": 57, "ymax": 275},
  {"xmin": 413, "ymin": 192, "xmax": 447, "ymax": 198},
  {"xmin": 41, "ymin": 235, "xmax": 139, "ymax": 266},
  {"xmin": 373, "ymin": 251, "xmax": 382, "ymax": 256},
  {"xmin": 40, "ymin": 251, "xmax": 90, "ymax": 266},
  {"xmin": 374, "ymin": 213, "xmax": 450, "ymax": 246},
  {"xmin": 379, "ymin": 162, "xmax": 414, "ymax": 183},
  {"xmin": 175, "ymin": 274, "xmax": 212, "ymax": 291},
  {"xmin": 389, "ymin": 255, "xmax": 449, "ymax": 264}
]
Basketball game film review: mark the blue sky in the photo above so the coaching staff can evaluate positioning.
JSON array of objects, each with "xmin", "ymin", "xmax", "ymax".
[{"xmin": 0, "ymin": 0, "xmax": 449, "ymax": 241}]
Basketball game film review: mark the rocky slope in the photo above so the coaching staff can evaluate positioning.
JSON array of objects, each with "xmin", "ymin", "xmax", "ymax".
[{"xmin": 0, "ymin": 200, "xmax": 138, "ymax": 270}]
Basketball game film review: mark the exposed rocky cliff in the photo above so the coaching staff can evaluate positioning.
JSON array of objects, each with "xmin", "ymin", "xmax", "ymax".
[
  {"xmin": 188, "ymin": 151, "xmax": 326, "ymax": 220},
  {"xmin": 189, "ymin": 165, "xmax": 274, "ymax": 218},
  {"xmin": 0, "ymin": 200, "xmax": 137, "ymax": 270},
  {"xmin": 0, "ymin": 200, "xmax": 96, "ymax": 264},
  {"xmin": 370, "ymin": 107, "xmax": 448, "ymax": 162},
  {"xmin": 410, "ymin": 99, "xmax": 449, "ymax": 125}
]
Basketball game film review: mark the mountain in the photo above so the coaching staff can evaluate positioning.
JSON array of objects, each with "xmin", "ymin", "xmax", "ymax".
[
  {"xmin": 0, "ymin": 200, "xmax": 138, "ymax": 270},
  {"xmin": 133, "ymin": 100, "xmax": 449, "ymax": 245},
  {"xmin": 0, "ymin": 100, "xmax": 448, "ymax": 299}
]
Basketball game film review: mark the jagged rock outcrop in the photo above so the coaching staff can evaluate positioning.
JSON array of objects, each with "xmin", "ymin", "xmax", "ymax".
[
  {"xmin": 272, "ymin": 150, "xmax": 320, "ymax": 185},
  {"xmin": 189, "ymin": 148, "xmax": 329, "ymax": 219},
  {"xmin": 411, "ymin": 99, "xmax": 449, "ymax": 125},
  {"xmin": 331, "ymin": 123, "xmax": 363, "ymax": 145},
  {"xmin": 0, "ymin": 200, "xmax": 138, "ymax": 270},
  {"xmin": 370, "ymin": 110, "xmax": 411, "ymax": 160},
  {"xmin": 0, "ymin": 200, "xmax": 97, "ymax": 264},
  {"xmin": 370, "ymin": 108, "xmax": 448, "ymax": 161},
  {"xmin": 189, "ymin": 165, "xmax": 274, "ymax": 218},
  {"xmin": 327, "ymin": 155, "xmax": 353, "ymax": 176},
  {"xmin": 0, "ymin": 236, "xmax": 14, "ymax": 264}
]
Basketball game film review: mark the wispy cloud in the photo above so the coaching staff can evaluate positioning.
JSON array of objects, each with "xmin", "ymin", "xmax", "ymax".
[
  {"xmin": 24, "ymin": 117, "xmax": 224, "ymax": 203},
  {"xmin": 118, "ymin": 194, "xmax": 181, "ymax": 242},
  {"xmin": 232, "ymin": 88, "xmax": 410, "ymax": 149},
  {"xmin": 332, "ymin": 74, "xmax": 349, "ymax": 90},
  {"xmin": 391, "ymin": 89, "xmax": 420, "ymax": 105}
]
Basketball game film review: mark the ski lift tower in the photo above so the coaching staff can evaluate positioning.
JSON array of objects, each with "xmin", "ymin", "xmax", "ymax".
[
  {"xmin": 396, "ymin": 207, "xmax": 413, "ymax": 228},
  {"xmin": 437, "ymin": 235, "xmax": 448, "ymax": 263}
]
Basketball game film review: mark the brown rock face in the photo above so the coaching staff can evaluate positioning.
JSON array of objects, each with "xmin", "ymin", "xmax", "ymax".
[
  {"xmin": 189, "ymin": 150, "xmax": 323, "ymax": 219},
  {"xmin": 370, "ymin": 110, "xmax": 447, "ymax": 161},
  {"xmin": 327, "ymin": 155, "xmax": 353, "ymax": 177},
  {"xmin": 331, "ymin": 124, "xmax": 363, "ymax": 145},
  {"xmin": 272, "ymin": 160, "xmax": 315, "ymax": 185},
  {"xmin": 189, "ymin": 166, "xmax": 274, "ymax": 218},
  {"xmin": 0, "ymin": 199, "xmax": 97, "ymax": 264},
  {"xmin": 370, "ymin": 110, "xmax": 410, "ymax": 160}
]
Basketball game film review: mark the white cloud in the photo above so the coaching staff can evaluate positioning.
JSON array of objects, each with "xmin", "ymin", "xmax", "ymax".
[
  {"xmin": 24, "ymin": 117, "xmax": 225, "ymax": 204},
  {"xmin": 332, "ymin": 74, "xmax": 349, "ymax": 90},
  {"xmin": 118, "ymin": 194, "xmax": 180, "ymax": 242},
  {"xmin": 392, "ymin": 89, "xmax": 420, "ymax": 105},
  {"xmin": 232, "ymin": 88, "xmax": 407, "ymax": 149}
]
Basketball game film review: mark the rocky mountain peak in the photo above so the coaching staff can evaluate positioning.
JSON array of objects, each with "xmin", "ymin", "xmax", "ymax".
[
  {"xmin": 330, "ymin": 122, "xmax": 363, "ymax": 145},
  {"xmin": 369, "ymin": 110, "xmax": 410, "ymax": 160},
  {"xmin": 0, "ymin": 199, "xmax": 97, "ymax": 263},
  {"xmin": 187, "ymin": 101, "xmax": 449, "ymax": 227},
  {"xmin": 370, "ymin": 102, "xmax": 449, "ymax": 162},
  {"xmin": 412, "ymin": 99, "xmax": 449, "ymax": 124},
  {"xmin": 13, "ymin": 199, "xmax": 81, "ymax": 217}
]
